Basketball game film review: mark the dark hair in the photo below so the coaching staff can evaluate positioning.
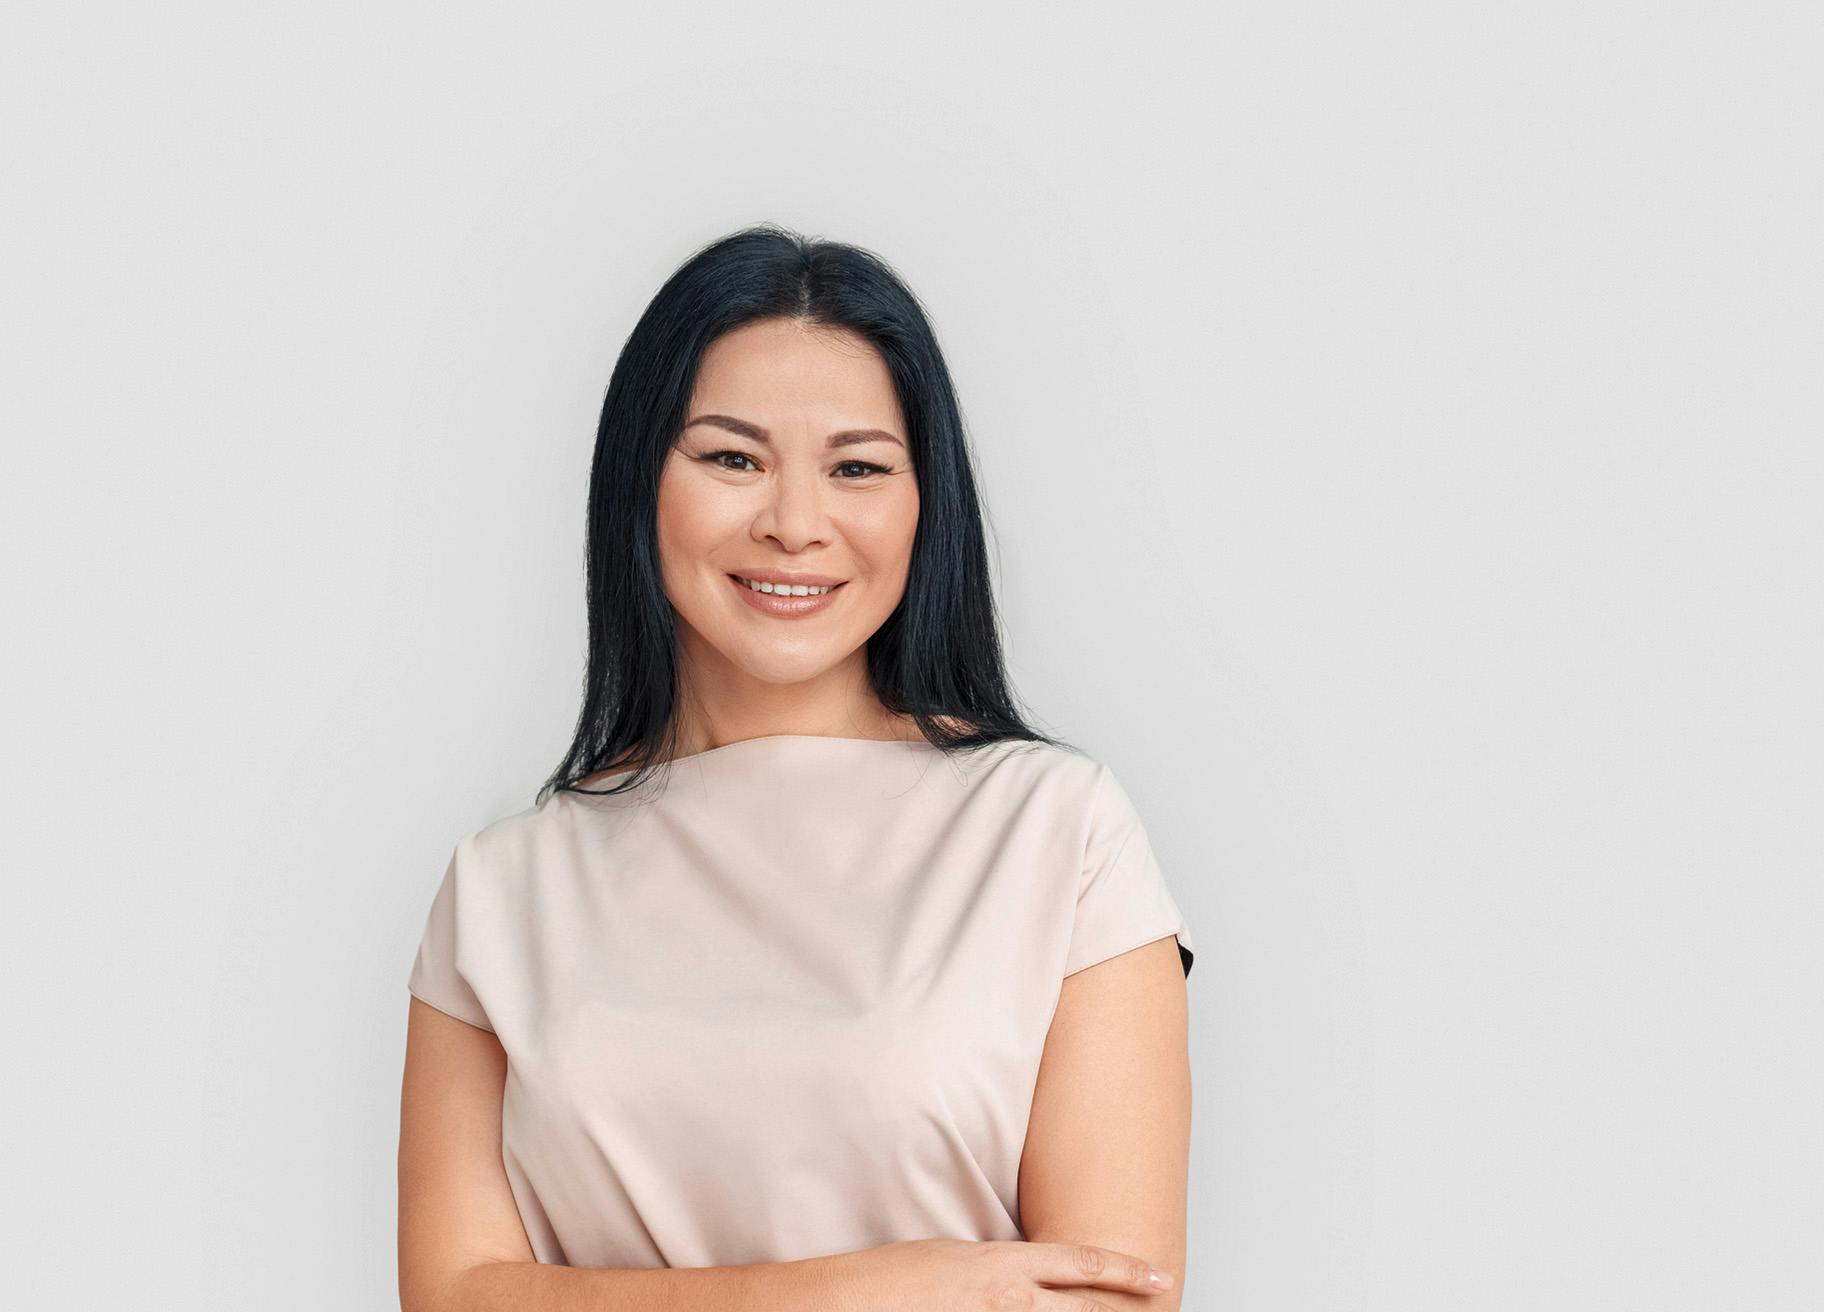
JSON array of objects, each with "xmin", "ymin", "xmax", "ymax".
[{"xmin": 537, "ymin": 223, "xmax": 1067, "ymax": 804}]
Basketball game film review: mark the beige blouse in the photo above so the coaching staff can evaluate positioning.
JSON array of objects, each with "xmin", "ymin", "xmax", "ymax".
[{"xmin": 407, "ymin": 733, "xmax": 1194, "ymax": 1269}]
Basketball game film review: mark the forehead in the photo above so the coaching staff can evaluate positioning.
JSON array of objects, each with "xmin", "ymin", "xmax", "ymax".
[{"xmin": 690, "ymin": 318, "xmax": 902, "ymax": 427}]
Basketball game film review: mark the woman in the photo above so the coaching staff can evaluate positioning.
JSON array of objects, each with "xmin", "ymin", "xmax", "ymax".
[{"xmin": 398, "ymin": 224, "xmax": 1196, "ymax": 1310}]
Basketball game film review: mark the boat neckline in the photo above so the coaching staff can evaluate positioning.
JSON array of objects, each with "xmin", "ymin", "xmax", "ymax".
[{"xmin": 572, "ymin": 732, "xmax": 958, "ymax": 787}]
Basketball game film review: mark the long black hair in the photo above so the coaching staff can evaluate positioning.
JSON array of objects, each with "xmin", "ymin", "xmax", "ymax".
[{"xmin": 537, "ymin": 223, "xmax": 1066, "ymax": 804}]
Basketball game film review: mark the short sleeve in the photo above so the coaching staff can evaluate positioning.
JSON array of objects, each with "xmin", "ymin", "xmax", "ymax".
[
  {"xmin": 1063, "ymin": 764, "xmax": 1196, "ymax": 979},
  {"xmin": 406, "ymin": 839, "xmax": 496, "ymax": 1032}
]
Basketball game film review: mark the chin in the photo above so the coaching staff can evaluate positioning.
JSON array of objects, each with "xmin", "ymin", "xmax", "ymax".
[{"xmin": 731, "ymin": 654, "xmax": 843, "ymax": 686}]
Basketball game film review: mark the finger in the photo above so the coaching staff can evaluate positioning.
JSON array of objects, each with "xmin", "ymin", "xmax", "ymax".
[{"xmin": 1029, "ymin": 1241, "xmax": 1174, "ymax": 1296}]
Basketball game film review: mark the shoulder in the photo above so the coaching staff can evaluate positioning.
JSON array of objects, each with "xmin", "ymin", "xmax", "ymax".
[
  {"xmin": 979, "ymin": 743, "xmax": 1160, "ymax": 848},
  {"xmin": 976, "ymin": 736, "xmax": 1098, "ymax": 781},
  {"xmin": 442, "ymin": 797, "xmax": 559, "ymax": 892},
  {"xmin": 946, "ymin": 736, "xmax": 1109, "ymax": 814}
]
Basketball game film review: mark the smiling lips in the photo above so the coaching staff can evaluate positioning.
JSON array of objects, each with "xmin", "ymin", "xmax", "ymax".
[{"xmin": 727, "ymin": 572, "xmax": 847, "ymax": 617}]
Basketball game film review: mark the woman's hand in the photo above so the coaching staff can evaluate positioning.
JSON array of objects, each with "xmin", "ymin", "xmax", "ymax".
[{"xmin": 821, "ymin": 1237, "xmax": 1177, "ymax": 1310}]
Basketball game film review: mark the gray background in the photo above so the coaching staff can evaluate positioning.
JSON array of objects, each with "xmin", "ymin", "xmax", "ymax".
[{"xmin": 4, "ymin": 4, "xmax": 1819, "ymax": 1308}]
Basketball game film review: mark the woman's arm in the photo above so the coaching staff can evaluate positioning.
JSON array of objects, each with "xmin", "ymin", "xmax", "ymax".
[
  {"xmin": 412, "ymin": 1251, "xmax": 842, "ymax": 1311},
  {"xmin": 1017, "ymin": 934, "xmax": 1194, "ymax": 1311},
  {"xmin": 399, "ymin": 997, "xmax": 849, "ymax": 1311}
]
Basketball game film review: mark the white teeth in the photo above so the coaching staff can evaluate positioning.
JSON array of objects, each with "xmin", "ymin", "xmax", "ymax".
[{"xmin": 736, "ymin": 575, "xmax": 835, "ymax": 596}]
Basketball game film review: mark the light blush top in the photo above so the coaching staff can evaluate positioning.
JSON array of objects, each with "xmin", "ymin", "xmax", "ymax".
[{"xmin": 406, "ymin": 733, "xmax": 1194, "ymax": 1270}]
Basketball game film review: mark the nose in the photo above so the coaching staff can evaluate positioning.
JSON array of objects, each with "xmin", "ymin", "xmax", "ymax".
[{"xmin": 749, "ymin": 464, "xmax": 833, "ymax": 551}]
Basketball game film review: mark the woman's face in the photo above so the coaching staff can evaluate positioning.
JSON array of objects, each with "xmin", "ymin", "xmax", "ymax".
[{"xmin": 657, "ymin": 316, "xmax": 919, "ymax": 691}]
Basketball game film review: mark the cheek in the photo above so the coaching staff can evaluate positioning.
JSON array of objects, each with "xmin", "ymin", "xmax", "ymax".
[
  {"xmin": 656, "ymin": 461, "xmax": 732, "ymax": 572},
  {"xmin": 843, "ymin": 489, "xmax": 919, "ymax": 579},
  {"xmin": 853, "ymin": 492, "xmax": 912, "ymax": 580}
]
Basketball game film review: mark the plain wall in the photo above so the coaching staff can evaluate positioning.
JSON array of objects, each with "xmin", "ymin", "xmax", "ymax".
[{"xmin": 3, "ymin": 3, "xmax": 1819, "ymax": 1308}]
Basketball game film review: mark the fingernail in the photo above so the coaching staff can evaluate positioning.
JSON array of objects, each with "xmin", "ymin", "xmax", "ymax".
[{"xmin": 1149, "ymin": 1267, "xmax": 1175, "ymax": 1290}]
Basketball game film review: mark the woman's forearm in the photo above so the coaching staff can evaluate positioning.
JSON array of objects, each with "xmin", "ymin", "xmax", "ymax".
[{"xmin": 429, "ymin": 1249, "xmax": 851, "ymax": 1312}]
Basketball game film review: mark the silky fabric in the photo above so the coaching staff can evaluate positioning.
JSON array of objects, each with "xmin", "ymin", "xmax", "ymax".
[{"xmin": 406, "ymin": 733, "xmax": 1194, "ymax": 1269}]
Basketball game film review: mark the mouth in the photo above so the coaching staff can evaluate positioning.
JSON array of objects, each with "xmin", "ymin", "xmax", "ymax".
[
  {"xmin": 727, "ymin": 573, "xmax": 846, "ymax": 596},
  {"xmin": 726, "ymin": 572, "xmax": 848, "ymax": 617}
]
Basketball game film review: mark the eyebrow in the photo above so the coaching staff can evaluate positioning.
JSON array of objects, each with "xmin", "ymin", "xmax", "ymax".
[{"xmin": 680, "ymin": 413, "xmax": 905, "ymax": 450}]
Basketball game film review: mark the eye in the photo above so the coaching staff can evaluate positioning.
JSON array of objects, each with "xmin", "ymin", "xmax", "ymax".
[
  {"xmin": 835, "ymin": 460, "xmax": 894, "ymax": 479},
  {"xmin": 699, "ymin": 449, "xmax": 759, "ymax": 472}
]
